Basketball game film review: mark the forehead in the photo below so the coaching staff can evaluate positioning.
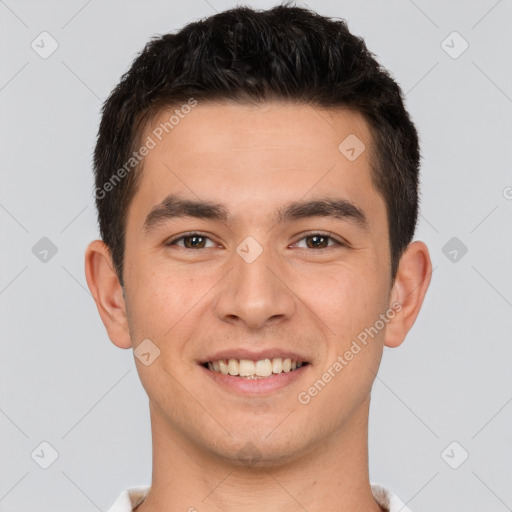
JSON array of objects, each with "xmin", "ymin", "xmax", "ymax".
[
  {"xmin": 143, "ymin": 101, "xmax": 372, "ymax": 165},
  {"xmin": 129, "ymin": 101, "xmax": 382, "ymax": 227}
]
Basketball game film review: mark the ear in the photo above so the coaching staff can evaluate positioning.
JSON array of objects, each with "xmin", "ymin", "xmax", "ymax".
[
  {"xmin": 384, "ymin": 241, "xmax": 432, "ymax": 348},
  {"xmin": 84, "ymin": 239, "xmax": 133, "ymax": 349}
]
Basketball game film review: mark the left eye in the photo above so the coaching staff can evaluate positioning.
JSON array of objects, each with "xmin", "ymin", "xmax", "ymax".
[
  {"xmin": 166, "ymin": 232, "xmax": 342, "ymax": 249},
  {"xmin": 294, "ymin": 233, "xmax": 342, "ymax": 249}
]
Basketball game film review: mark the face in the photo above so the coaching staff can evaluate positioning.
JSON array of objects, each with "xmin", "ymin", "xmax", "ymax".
[{"xmin": 117, "ymin": 102, "xmax": 398, "ymax": 464}]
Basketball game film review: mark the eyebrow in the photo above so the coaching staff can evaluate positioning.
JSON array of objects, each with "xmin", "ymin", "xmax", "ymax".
[{"xmin": 142, "ymin": 193, "xmax": 369, "ymax": 233}]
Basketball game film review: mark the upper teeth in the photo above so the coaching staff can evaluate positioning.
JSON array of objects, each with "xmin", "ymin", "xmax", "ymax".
[{"xmin": 207, "ymin": 358, "xmax": 303, "ymax": 377}]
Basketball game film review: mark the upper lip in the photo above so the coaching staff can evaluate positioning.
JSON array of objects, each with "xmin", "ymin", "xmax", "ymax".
[{"xmin": 199, "ymin": 349, "xmax": 310, "ymax": 365}]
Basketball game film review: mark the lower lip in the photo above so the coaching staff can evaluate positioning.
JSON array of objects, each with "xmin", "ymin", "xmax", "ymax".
[{"xmin": 200, "ymin": 364, "xmax": 309, "ymax": 395}]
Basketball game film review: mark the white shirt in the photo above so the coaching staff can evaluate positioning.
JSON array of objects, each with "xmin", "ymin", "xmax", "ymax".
[{"xmin": 106, "ymin": 483, "xmax": 413, "ymax": 512}]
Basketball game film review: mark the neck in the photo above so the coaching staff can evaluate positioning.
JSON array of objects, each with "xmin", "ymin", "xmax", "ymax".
[{"xmin": 137, "ymin": 396, "xmax": 384, "ymax": 512}]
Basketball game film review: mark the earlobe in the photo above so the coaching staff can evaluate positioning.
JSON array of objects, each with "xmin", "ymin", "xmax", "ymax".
[
  {"xmin": 384, "ymin": 241, "xmax": 432, "ymax": 348},
  {"xmin": 84, "ymin": 240, "xmax": 133, "ymax": 349}
]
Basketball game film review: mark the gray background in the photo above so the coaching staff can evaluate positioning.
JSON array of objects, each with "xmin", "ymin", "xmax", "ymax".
[{"xmin": 1, "ymin": 0, "xmax": 511, "ymax": 510}]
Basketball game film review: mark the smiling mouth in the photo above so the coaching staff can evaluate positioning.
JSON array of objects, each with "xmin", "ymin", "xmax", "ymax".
[{"xmin": 201, "ymin": 358, "xmax": 309, "ymax": 379}]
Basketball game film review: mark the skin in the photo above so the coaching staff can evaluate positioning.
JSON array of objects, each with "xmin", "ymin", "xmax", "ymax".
[{"xmin": 85, "ymin": 102, "xmax": 431, "ymax": 512}]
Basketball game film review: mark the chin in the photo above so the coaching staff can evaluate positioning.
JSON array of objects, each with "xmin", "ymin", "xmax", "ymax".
[{"xmin": 207, "ymin": 430, "xmax": 313, "ymax": 470}]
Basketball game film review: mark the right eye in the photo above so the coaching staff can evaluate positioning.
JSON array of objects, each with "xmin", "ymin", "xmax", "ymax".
[{"xmin": 165, "ymin": 232, "xmax": 218, "ymax": 249}]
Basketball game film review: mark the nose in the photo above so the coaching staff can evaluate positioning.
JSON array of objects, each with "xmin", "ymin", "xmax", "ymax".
[{"xmin": 213, "ymin": 241, "xmax": 296, "ymax": 330}]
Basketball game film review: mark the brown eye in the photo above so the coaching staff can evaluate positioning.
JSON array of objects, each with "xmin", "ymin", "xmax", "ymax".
[
  {"xmin": 166, "ymin": 233, "xmax": 216, "ymax": 249},
  {"xmin": 295, "ymin": 233, "xmax": 342, "ymax": 249},
  {"xmin": 305, "ymin": 234, "xmax": 330, "ymax": 248},
  {"xmin": 182, "ymin": 235, "xmax": 207, "ymax": 248}
]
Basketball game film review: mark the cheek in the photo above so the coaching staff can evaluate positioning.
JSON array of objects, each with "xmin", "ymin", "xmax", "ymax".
[
  {"xmin": 127, "ymin": 264, "xmax": 200, "ymax": 341},
  {"xmin": 295, "ymin": 268, "xmax": 387, "ymax": 423},
  {"xmin": 294, "ymin": 262, "xmax": 385, "ymax": 337}
]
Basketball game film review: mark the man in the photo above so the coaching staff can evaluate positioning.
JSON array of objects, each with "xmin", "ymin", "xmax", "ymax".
[{"xmin": 85, "ymin": 3, "xmax": 432, "ymax": 511}]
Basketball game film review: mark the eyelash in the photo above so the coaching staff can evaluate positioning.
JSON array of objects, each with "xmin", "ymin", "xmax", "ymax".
[{"xmin": 165, "ymin": 231, "xmax": 346, "ymax": 250}]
